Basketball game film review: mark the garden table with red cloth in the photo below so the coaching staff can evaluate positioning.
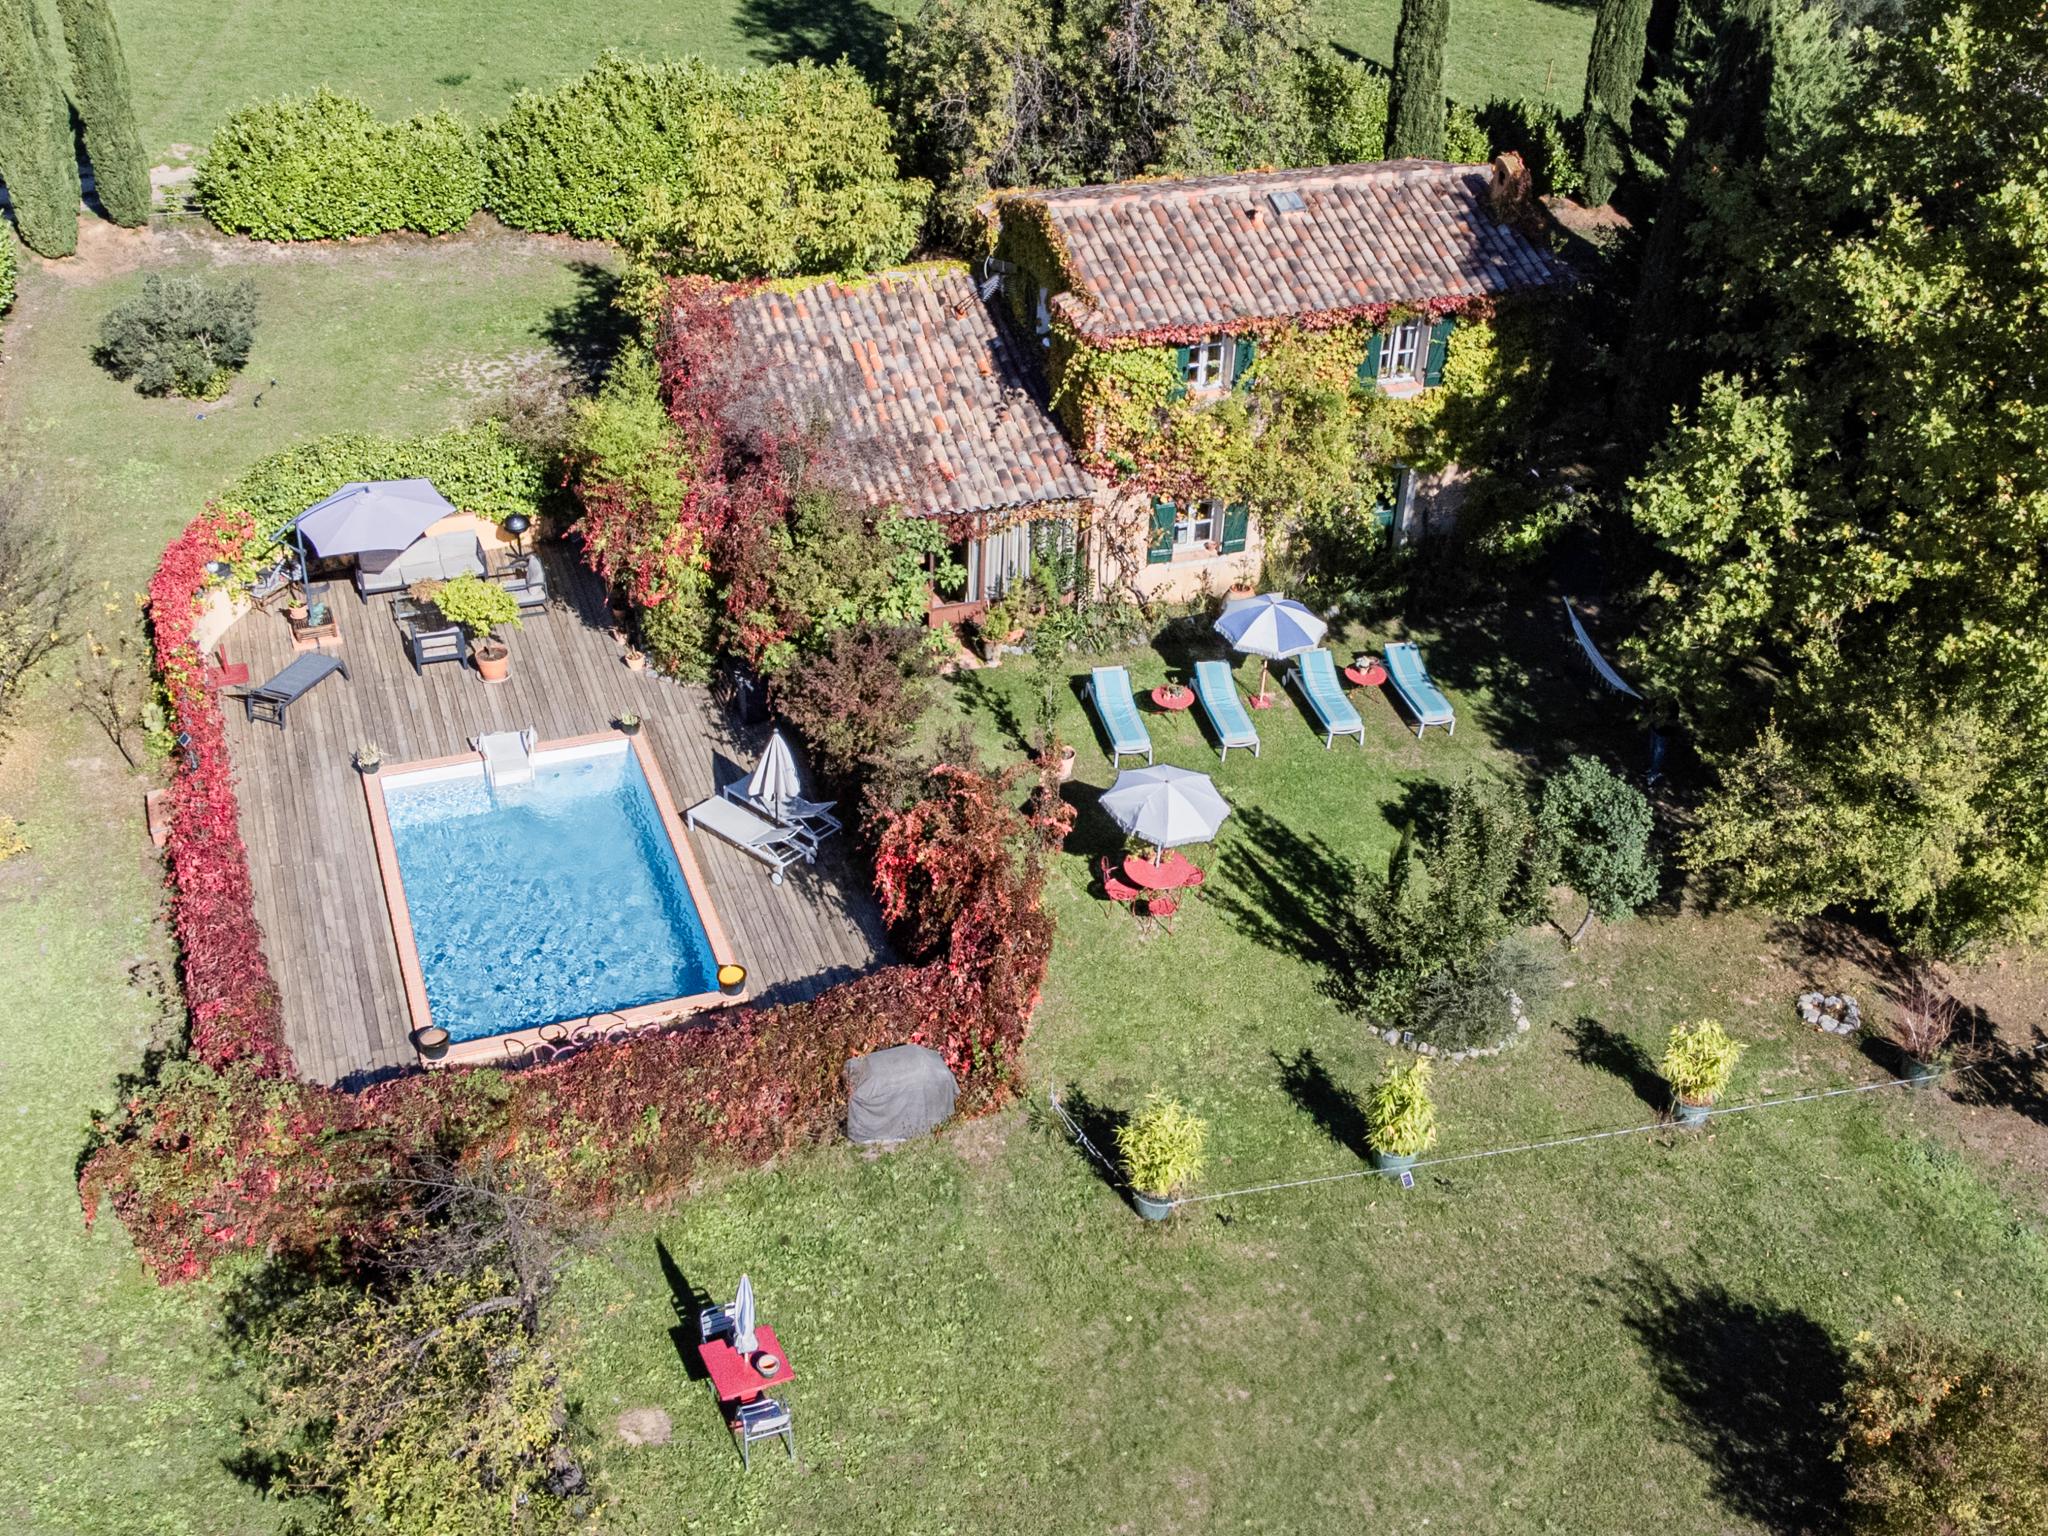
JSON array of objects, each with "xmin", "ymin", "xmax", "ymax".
[
  {"xmin": 698, "ymin": 1324, "xmax": 794, "ymax": 1406},
  {"xmin": 1150, "ymin": 684, "xmax": 1195, "ymax": 711},
  {"xmin": 1123, "ymin": 851, "xmax": 1205, "ymax": 891},
  {"xmin": 1344, "ymin": 658, "xmax": 1389, "ymax": 689}
]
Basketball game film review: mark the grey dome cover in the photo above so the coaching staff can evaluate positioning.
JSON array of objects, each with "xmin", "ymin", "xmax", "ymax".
[{"xmin": 844, "ymin": 1044, "xmax": 957, "ymax": 1144}]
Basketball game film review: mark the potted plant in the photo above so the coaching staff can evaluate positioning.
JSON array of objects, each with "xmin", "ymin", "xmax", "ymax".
[
  {"xmin": 1366, "ymin": 1059, "xmax": 1438, "ymax": 1173},
  {"xmin": 1889, "ymin": 976, "xmax": 1958, "ymax": 1090},
  {"xmin": 353, "ymin": 742, "xmax": 382, "ymax": 774},
  {"xmin": 1663, "ymin": 1018, "xmax": 1746, "ymax": 1126},
  {"xmin": 1115, "ymin": 1093, "xmax": 1208, "ymax": 1220},
  {"xmin": 1031, "ymin": 655, "xmax": 1077, "ymax": 781},
  {"xmin": 616, "ymin": 712, "xmax": 642, "ymax": 738},
  {"xmin": 976, "ymin": 594, "xmax": 1022, "ymax": 663},
  {"xmin": 433, "ymin": 572, "xmax": 521, "ymax": 682}
]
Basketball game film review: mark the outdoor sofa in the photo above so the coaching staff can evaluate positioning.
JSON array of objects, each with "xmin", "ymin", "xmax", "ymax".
[{"xmin": 353, "ymin": 531, "xmax": 486, "ymax": 598}]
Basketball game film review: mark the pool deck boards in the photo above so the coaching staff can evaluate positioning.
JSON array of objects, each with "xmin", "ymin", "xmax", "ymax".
[{"xmin": 216, "ymin": 548, "xmax": 893, "ymax": 1087}]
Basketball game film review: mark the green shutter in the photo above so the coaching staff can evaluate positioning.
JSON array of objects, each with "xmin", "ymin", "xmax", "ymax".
[
  {"xmin": 1232, "ymin": 335, "xmax": 1256, "ymax": 387},
  {"xmin": 1169, "ymin": 345, "xmax": 1192, "ymax": 402},
  {"xmin": 1358, "ymin": 332, "xmax": 1382, "ymax": 386},
  {"xmin": 1147, "ymin": 500, "xmax": 1177, "ymax": 564},
  {"xmin": 1423, "ymin": 317, "xmax": 1455, "ymax": 386},
  {"xmin": 1220, "ymin": 503, "xmax": 1250, "ymax": 554}
]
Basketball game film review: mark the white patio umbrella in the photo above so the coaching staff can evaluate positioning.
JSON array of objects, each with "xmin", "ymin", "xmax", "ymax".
[
  {"xmin": 1212, "ymin": 593, "xmax": 1327, "ymax": 703},
  {"xmin": 745, "ymin": 730, "xmax": 803, "ymax": 821},
  {"xmin": 732, "ymin": 1273, "xmax": 758, "ymax": 1353},
  {"xmin": 1101, "ymin": 765, "xmax": 1232, "ymax": 859}
]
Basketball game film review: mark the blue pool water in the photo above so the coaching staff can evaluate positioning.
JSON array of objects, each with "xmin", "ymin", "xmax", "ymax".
[{"xmin": 382, "ymin": 746, "xmax": 717, "ymax": 1040}]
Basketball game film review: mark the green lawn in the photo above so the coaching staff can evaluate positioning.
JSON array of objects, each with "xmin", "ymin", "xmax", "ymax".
[
  {"xmin": 105, "ymin": 0, "xmax": 1593, "ymax": 163},
  {"xmin": 556, "ymin": 621, "xmax": 2048, "ymax": 1534},
  {"xmin": 0, "ymin": 224, "xmax": 616, "ymax": 1535}
]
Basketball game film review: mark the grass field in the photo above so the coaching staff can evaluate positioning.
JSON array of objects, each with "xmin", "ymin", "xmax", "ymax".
[
  {"xmin": 105, "ymin": 0, "xmax": 1595, "ymax": 163},
  {"xmin": 0, "ymin": 223, "xmax": 616, "ymax": 1535},
  {"xmin": 556, "ymin": 629, "xmax": 2048, "ymax": 1534}
]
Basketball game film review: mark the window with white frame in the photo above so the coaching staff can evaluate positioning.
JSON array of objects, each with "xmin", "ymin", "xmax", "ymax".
[
  {"xmin": 1176, "ymin": 499, "xmax": 1223, "ymax": 546},
  {"xmin": 1378, "ymin": 319, "xmax": 1425, "ymax": 384},
  {"xmin": 1184, "ymin": 338, "xmax": 1230, "ymax": 390}
]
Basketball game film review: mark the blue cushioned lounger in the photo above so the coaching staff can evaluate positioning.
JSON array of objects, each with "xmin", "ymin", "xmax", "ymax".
[
  {"xmin": 1383, "ymin": 641, "xmax": 1455, "ymax": 737},
  {"xmin": 1289, "ymin": 647, "xmax": 1365, "ymax": 748},
  {"xmin": 1085, "ymin": 666, "xmax": 1153, "ymax": 766},
  {"xmin": 1192, "ymin": 659, "xmax": 1261, "ymax": 761}
]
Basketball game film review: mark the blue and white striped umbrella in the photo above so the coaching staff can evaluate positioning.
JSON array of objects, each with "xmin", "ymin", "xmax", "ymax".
[{"xmin": 1213, "ymin": 593, "xmax": 1326, "ymax": 700}]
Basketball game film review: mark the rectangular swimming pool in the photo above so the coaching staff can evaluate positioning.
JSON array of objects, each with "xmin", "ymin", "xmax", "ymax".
[{"xmin": 370, "ymin": 736, "xmax": 734, "ymax": 1054}]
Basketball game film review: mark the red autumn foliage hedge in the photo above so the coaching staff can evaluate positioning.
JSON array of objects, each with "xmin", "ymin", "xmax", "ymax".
[{"xmin": 85, "ymin": 521, "xmax": 1065, "ymax": 1281}]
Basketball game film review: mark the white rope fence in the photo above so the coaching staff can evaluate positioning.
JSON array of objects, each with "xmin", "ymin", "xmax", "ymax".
[{"xmin": 1049, "ymin": 1038, "xmax": 2048, "ymax": 1213}]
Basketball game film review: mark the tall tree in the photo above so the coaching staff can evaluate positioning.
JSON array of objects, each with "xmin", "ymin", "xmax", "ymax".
[
  {"xmin": 1581, "ymin": 0, "xmax": 1654, "ymax": 203},
  {"xmin": 56, "ymin": 0, "xmax": 150, "ymax": 227},
  {"xmin": 1627, "ymin": 0, "xmax": 2048, "ymax": 954},
  {"xmin": 1384, "ymin": 0, "xmax": 1450, "ymax": 158},
  {"xmin": 0, "ymin": 0, "xmax": 82, "ymax": 256}
]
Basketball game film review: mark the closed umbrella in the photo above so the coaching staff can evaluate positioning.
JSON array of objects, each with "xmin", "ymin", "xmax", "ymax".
[
  {"xmin": 746, "ymin": 730, "xmax": 803, "ymax": 821},
  {"xmin": 1101, "ymin": 765, "xmax": 1232, "ymax": 859},
  {"xmin": 732, "ymin": 1273, "xmax": 757, "ymax": 1353},
  {"xmin": 1212, "ymin": 593, "xmax": 1327, "ymax": 704}
]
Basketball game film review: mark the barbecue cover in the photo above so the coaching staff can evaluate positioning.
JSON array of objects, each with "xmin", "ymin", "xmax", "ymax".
[{"xmin": 844, "ymin": 1044, "xmax": 957, "ymax": 1144}]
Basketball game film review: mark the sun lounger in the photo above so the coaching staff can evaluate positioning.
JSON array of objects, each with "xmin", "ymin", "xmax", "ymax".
[
  {"xmin": 1192, "ymin": 660, "xmax": 1261, "ymax": 761},
  {"xmin": 721, "ymin": 780, "xmax": 841, "ymax": 845},
  {"xmin": 1383, "ymin": 641, "xmax": 1455, "ymax": 737},
  {"xmin": 234, "ymin": 653, "xmax": 349, "ymax": 729},
  {"xmin": 1085, "ymin": 666, "xmax": 1153, "ymax": 767},
  {"xmin": 684, "ymin": 795, "xmax": 814, "ymax": 884},
  {"xmin": 1288, "ymin": 647, "xmax": 1365, "ymax": 749}
]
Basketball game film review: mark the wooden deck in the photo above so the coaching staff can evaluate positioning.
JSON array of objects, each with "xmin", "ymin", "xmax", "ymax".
[{"xmin": 217, "ymin": 549, "xmax": 891, "ymax": 1087}]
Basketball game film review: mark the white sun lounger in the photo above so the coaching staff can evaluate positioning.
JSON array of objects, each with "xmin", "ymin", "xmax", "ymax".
[{"xmin": 684, "ymin": 795, "xmax": 814, "ymax": 884}]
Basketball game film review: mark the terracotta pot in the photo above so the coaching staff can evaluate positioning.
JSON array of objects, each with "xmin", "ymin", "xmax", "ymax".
[
  {"xmin": 474, "ymin": 641, "xmax": 511, "ymax": 682},
  {"xmin": 1058, "ymin": 744, "xmax": 1078, "ymax": 783},
  {"xmin": 624, "ymin": 650, "xmax": 649, "ymax": 672},
  {"xmin": 285, "ymin": 604, "xmax": 309, "ymax": 625}
]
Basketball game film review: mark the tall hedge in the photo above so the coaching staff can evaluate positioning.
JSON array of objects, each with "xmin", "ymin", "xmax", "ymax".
[
  {"xmin": 56, "ymin": 0, "xmax": 150, "ymax": 227},
  {"xmin": 484, "ymin": 53, "xmax": 929, "ymax": 277},
  {"xmin": 195, "ymin": 89, "xmax": 485, "ymax": 240},
  {"xmin": 1582, "ymin": 0, "xmax": 1654, "ymax": 203},
  {"xmin": 0, "ymin": 224, "xmax": 16, "ymax": 336},
  {"xmin": 0, "ymin": 0, "xmax": 83, "ymax": 256},
  {"xmin": 1385, "ymin": 0, "xmax": 1451, "ymax": 159}
]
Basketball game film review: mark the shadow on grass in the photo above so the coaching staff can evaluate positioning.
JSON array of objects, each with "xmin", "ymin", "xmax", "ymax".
[
  {"xmin": 655, "ymin": 1236, "xmax": 714, "ymax": 1384},
  {"xmin": 1612, "ymin": 1263, "xmax": 1848, "ymax": 1534},
  {"xmin": 1207, "ymin": 804, "xmax": 1354, "ymax": 974},
  {"xmin": 1562, "ymin": 1016, "xmax": 1666, "ymax": 1111},
  {"xmin": 1949, "ymin": 1018, "xmax": 2048, "ymax": 1127},
  {"xmin": 1044, "ymin": 1083, "xmax": 1133, "ymax": 1209},
  {"xmin": 1274, "ymin": 1046, "xmax": 1368, "ymax": 1160},
  {"xmin": 735, "ymin": 0, "xmax": 894, "ymax": 75},
  {"xmin": 539, "ymin": 261, "xmax": 631, "ymax": 388}
]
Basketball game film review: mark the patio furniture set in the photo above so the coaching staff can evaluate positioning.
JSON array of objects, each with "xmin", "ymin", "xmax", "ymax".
[
  {"xmin": 694, "ymin": 1276, "xmax": 798, "ymax": 1470},
  {"xmin": 684, "ymin": 730, "xmax": 842, "ymax": 884}
]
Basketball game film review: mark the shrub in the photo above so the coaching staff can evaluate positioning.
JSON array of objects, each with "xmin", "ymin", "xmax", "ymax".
[
  {"xmin": 486, "ymin": 53, "xmax": 929, "ymax": 276},
  {"xmin": 196, "ymin": 88, "xmax": 484, "ymax": 240},
  {"xmin": 1888, "ymin": 974, "xmax": 1959, "ymax": 1061},
  {"xmin": 96, "ymin": 275, "xmax": 258, "ymax": 398},
  {"xmin": 769, "ymin": 623, "xmax": 935, "ymax": 792},
  {"xmin": 1365, "ymin": 1059, "xmax": 1439, "ymax": 1158},
  {"xmin": 1407, "ymin": 935, "xmax": 1555, "ymax": 1050},
  {"xmin": 219, "ymin": 422, "xmax": 544, "ymax": 544},
  {"xmin": 1533, "ymin": 754, "xmax": 1659, "ymax": 944},
  {"xmin": 1476, "ymin": 96, "xmax": 1584, "ymax": 197},
  {"xmin": 1444, "ymin": 102, "xmax": 1491, "ymax": 164},
  {"xmin": 1837, "ymin": 1324, "xmax": 2048, "ymax": 1535},
  {"xmin": 431, "ymin": 572, "xmax": 521, "ymax": 640},
  {"xmin": 1116, "ymin": 1094, "xmax": 1208, "ymax": 1198},
  {"xmin": 1662, "ymin": 1018, "xmax": 1744, "ymax": 1108},
  {"xmin": 0, "ymin": 225, "xmax": 15, "ymax": 332}
]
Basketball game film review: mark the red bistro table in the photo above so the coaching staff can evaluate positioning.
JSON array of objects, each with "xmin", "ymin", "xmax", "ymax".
[
  {"xmin": 1344, "ymin": 659, "xmax": 1389, "ymax": 690},
  {"xmin": 698, "ymin": 1324, "xmax": 794, "ymax": 1406},
  {"xmin": 1123, "ymin": 852, "xmax": 1205, "ymax": 891},
  {"xmin": 1150, "ymin": 684, "xmax": 1195, "ymax": 711}
]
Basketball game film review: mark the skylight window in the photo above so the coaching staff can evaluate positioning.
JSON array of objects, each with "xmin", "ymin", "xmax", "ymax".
[{"xmin": 1267, "ymin": 189, "xmax": 1307, "ymax": 214}]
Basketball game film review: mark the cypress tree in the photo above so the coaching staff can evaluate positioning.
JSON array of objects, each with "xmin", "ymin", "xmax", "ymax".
[
  {"xmin": 57, "ymin": 0, "xmax": 150, "ymax": 227},
  {"xmin": 1581, "ymin": 0, "xmax": 1654, "ymax": 204},
  {"xmin": 1384, "ymin": 0, "xmax": 1450, "ymax": 159},
  {"xmin": 0, "ymin": 0, "xmax": 82, "ymax": 256}
]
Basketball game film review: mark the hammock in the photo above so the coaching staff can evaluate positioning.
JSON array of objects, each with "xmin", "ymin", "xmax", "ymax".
[{"xmin": 1563, "ymin": 597, "xmax": 1642, "ymax": 699}]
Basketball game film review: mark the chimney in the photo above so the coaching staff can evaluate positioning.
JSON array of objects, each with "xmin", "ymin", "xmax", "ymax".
[{"xmin": 1487, "ymin": 151, "xmax": 1540, "ymax": 235}]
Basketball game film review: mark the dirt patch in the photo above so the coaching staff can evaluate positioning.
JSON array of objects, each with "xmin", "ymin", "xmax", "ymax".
[
  {"xmin": 615, "ymin": 1407, "xmax": 673, "ymax": 1446},
  {"xmin": 945, "ymin": 1112, "xmax": 1014, "ymax": 1169}
]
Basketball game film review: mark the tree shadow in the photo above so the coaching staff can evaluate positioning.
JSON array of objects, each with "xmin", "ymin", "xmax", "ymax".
[
  {"xmin": 1274, "ymin": 1047, "xmax": 1368, "ymax": 1160},
  {"xmin": 954, "ymin": 666, "xmax": 1029, "ymax": 753},
  {"xmin": 538, "ymin": 261, "xmax": 631, "ymax": 389},
  {"xmin": 1610, "ymin": 1263, "xmax": 1848, "ymax": 1534},
  {"xmin": 734, "ymin": 0, "xmax": 895, "ymax": 77},
  {"xmin": 1562, "ymin": 1016, "xmax": 1666, "ymax": 1111},
  {"xmin": 1208, "ymin": 805, "xmax": 1352, "ymax": 962},
  {"xmin": 655, "ymin": 1236, "xmax": 714, "ymax": 1383},
  {"xmin": 1949, "ymin": 1016, "xmax": 2048, "ymax": 1126}
]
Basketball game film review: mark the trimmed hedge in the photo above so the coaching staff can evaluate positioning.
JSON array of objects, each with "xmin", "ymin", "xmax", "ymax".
[
  {"xmin": 1477, "ymin": 96, "xmax": 1585, "ymax": 197},
  {"xmin": 218, "ymin": 422, "xmax": 545, "ymax": 542},
  {"xmin": 195, "ymin": 88, "xmax": 485, "ymax": 240}
]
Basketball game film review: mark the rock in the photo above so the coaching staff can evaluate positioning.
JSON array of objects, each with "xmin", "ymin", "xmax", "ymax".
[
  {"xmin": 1517, "ymin": 1018, "xmax": 1531, "ymax": 1032},
  {"xmin": 616, "ymin": 1408, "xmax": 672, "ymax": 1447},
  {"xmin": 1383, "ymin": 1029, "xmax": 1401, "ymax": 1045}
]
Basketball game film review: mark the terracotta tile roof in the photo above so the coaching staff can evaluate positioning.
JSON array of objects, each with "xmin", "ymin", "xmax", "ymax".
[
  {"xmin": 726, "ymin": 269, "xmax": 1096, "ymax": 518},
  {"xmin": 1031, "ymin": 160, "xmax": 1565, "ymax": 341}
]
